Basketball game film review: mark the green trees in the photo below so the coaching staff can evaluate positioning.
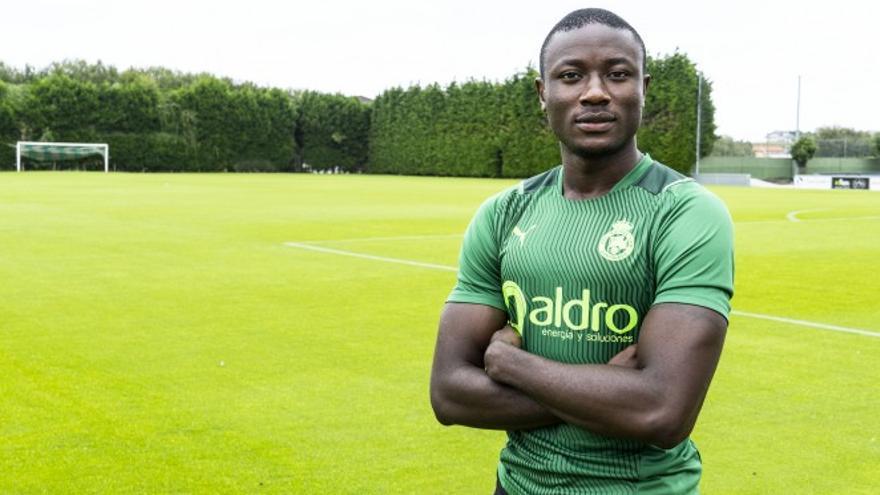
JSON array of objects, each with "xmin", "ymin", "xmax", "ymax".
[
  {"xmin": 1, "ymin": 62, "xmax": 303, "ymax": 171},
  {"xmin": 711, "ymin": 135, "xmax": 754, "ymax": 157},
  {"xmin": 26, "ymin": 74, "xmax": 101, "ymax": 142},
  {"xmin": 369, "ymin": 71, "xmax": 559, "ymax": 178},
  {"xmin": 2, "ymin": 55, "xmax": 716, "ymax": 175},
  {"xmin": 297, "ymin": 91, "xmax": 370, "ymax": 171},
  {"xmin": 638, "ymin": 53, "xmax": 715, "ymax": 173},
  {"xmin": 368, "ymin": 81, "xmax": 519, "ymax": 177},
  {"xmin": 163, "ymin": 79, "xmax": 302, "ymax": 172},
  {"xmin": 790, "ymin": 136, "xmax": 818, "ymax": 170},
  {"xmin": 811, "ymin": 126, "xmax": 875, "ymax": 157},
  {"xmin": 101, "ymin": 75, "xmax": 161, "ymax": 134},
  {"xmin": 171, "ymin": 77, "xmax": 237, "ymax": 169},
  {"xmin": 0, "ymin": 81, "xmax": 19, "ymax": 165},
  {"xmin": 495, "ymin": 70, "xmax": 559, "ymax": 177},
  {"xmin": 369, "ymin": 54, "xmax": 715, "ymax": 177}
]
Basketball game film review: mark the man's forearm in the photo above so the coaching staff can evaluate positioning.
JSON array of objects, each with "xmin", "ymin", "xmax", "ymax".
[
  {"xmin": 431, "ymin": 361, "xmax": 560, "ymax": 430},
  {"xmin": 485, "ymin": 343, "xmax": 682, "ymax": 446},
  {"xmin": 482, "ymin": 305, "xmax": 726, "ymax": 448}
]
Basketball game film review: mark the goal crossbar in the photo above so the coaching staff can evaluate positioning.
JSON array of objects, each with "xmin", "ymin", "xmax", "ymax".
[{"xmin": 16, "ymin": 141, "xmax": 109, "ymax": 172}]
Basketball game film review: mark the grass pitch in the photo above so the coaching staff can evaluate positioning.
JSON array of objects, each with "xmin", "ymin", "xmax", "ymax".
[{"xmin": 1, "ymin": 172, "xmax": 878, "ymax": 493}]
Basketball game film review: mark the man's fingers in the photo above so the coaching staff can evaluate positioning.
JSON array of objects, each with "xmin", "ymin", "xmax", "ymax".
[{"xmin": 490, "ymin": 326, "xmax": 522, "ymax": 348}]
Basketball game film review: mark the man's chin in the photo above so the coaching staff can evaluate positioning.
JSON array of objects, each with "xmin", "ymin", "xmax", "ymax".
[{"xmin": 567, "ymin": 141, "xmax": 627, "ymax": 159}]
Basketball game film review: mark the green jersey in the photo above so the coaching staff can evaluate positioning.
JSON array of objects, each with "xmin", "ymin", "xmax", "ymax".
[{"xmin": 447, "ymin": 155, "xmax": 734, "ymax": 494}]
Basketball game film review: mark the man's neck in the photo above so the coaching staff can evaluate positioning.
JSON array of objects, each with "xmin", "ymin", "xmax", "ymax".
[{"xmin": 561, "ymin": 145, "xmax": 642, "ymax": 200}]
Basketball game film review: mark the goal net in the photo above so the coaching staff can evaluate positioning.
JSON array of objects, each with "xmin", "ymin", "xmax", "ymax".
[{"xmin": 16, "ymin": 141, "xmax": 109, "ymax": 172}]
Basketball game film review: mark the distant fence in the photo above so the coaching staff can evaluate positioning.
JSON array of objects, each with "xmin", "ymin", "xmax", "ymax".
[
  {"xmin": 694, "ymin": 173, "xmax": 751, "ymax": 186},
  {"xmin": 807, "ymin": 158, "xmax": 880, "ymax": 173},
  {"xmin": 697, "ymin": 157, "xmax": 880, "ymax": 180}
]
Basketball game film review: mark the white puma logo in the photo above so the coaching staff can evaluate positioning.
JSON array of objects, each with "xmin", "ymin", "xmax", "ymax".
[{"xmin": 512, "ymin": 225, "xmax": 537, "ymax": 246}]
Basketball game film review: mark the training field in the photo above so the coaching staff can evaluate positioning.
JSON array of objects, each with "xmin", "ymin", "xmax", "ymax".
[{"xmin": 1, "ymin": 172, "xmax": 878, "ymax": 493}]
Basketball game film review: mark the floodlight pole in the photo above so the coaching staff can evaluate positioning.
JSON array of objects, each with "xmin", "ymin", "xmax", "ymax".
[
  {"xmin": 793, "ymin": 75, "xmax": 801, "ymax": 180},
  {"xmin": 695, "ymin": 73, "xmax": 702, "ymax": 176},
  {"xmin": 795, "ymin": 75, "xmax": 801, "ymax": 140}
]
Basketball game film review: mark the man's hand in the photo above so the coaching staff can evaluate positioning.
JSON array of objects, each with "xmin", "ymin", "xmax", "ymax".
[
  {"xmin": 490, "ymin": 325, "xmax": 522, "ymax": 347},
  {"xmin": 484, "ymin": 326, "xmax": 520, "ymax": 382}
]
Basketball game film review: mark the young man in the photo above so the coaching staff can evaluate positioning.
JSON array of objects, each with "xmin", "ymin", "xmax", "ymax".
[{"xmin": 429, "ymin": 8, "xmax": 734, "ymax": 495}]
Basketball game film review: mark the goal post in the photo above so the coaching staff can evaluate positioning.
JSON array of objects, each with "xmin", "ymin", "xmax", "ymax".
[{"xmin": 16, "ymin": 141, "xmax": 109, "ymax": 172}]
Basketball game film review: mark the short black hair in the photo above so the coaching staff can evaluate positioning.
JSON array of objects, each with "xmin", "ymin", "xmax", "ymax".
[{"xmin": 539, "ymin": 8, "xmax": 646, "ymax": 78}]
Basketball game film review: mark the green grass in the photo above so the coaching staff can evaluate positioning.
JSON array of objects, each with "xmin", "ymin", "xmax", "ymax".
[{"xmin": 1, "ymin": 172, "xmax": 878, "ymax": 493}]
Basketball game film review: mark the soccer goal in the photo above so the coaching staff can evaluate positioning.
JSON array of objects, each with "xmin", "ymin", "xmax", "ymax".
[{"xmin": 16, "ymin": 141, "xmax": 109, "ymax": 172}]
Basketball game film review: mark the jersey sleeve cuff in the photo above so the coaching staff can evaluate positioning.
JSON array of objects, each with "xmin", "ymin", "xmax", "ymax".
[
  {"xmin": 446, "ymin": 291, "xmax": 507, "ymax": 312},
  {"xmin": 652, "ymin": 291, "xmax": 731, "ymax": 321}
]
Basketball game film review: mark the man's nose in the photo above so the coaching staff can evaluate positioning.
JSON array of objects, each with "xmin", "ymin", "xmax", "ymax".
[{"xmin": 579, "ymin": 76, "xmax": 611, "ymax": 105}]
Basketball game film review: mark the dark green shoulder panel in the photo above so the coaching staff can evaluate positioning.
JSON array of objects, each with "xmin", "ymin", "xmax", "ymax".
[
  {"xmin": 520, "ymin": 166, "xmax": 560, "ymax": 195},
  {"xmin": 634, "ymin": 161, "xmax": 692, "ymax": 195}
]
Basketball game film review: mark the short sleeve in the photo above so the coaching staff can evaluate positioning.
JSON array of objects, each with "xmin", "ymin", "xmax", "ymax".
[
  {"xmin": 447, "ymin": 195, "xmax": 506, "ymax": 311},
  {"xmin": 652, "ymin": 185, "xmax": 735, "ymax": 319}
]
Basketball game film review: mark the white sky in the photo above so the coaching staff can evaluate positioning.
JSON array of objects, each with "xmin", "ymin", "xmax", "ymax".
[{"xmin": 2, "ymin": 0, "xmax": 878, "ymax": 142}]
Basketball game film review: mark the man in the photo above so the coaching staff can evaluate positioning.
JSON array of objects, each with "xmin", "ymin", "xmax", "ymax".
[{"xmin": 429, "ymin": 8, "xmax": 734, "ymax": 495}]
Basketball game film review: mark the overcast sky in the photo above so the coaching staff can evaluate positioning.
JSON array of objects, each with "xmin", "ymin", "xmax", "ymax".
[{"xmin": 2, "ymin": 0, "xmax": 877, "ymax": 142}]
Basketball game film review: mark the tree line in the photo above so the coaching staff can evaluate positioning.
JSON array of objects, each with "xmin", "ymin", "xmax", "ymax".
[
  {"xmin": 791, "ymin": 128, "xmax": 880, "ymax": 169},
  {"xmin": 713, "ymin": 128, "xmax": 880, "ymax": 159},
  {"xmin": 1, "ymin": 56, "xmax": 715, "ymax": 176}
]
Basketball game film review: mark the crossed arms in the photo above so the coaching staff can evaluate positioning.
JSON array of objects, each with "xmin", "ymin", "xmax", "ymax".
[{"xmin": 429, "ymin": 301, "xmax": 727, "ymax": 448}]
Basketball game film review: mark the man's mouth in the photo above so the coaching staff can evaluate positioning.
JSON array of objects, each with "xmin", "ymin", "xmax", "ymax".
[
  {"xmin": 574, "ymin": 112, "xmax": 616, "ymax": 132},
  {"xmin": 575, "ymin": 112, "xmax": 616, "ymax": 123}
]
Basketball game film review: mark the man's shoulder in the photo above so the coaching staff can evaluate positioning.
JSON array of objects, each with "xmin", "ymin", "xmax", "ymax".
[
  {"xmin": 632, "ymin": 159, "xmax": 693, "ymax": 196},
  {"xmin": 478, "ymin": 166, "xmax": 561, "ymax": 217},
  {"xmin": 635, "ymin": 159, "xmax": 728, "ymax": 213},
  {"xmin": 519, "ymin": 165, "xmax": 561, "ymax": 195}
]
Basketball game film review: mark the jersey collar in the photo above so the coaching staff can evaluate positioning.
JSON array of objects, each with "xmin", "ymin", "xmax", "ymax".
[{"xmin": 555, "ymin": 152, "xmax": 654, "ymax": 197}]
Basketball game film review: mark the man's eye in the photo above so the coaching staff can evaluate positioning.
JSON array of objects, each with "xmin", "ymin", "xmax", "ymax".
[
  {"xmin": 608, "ymin": 71, "xmax": 630, "ymax": 80},
  {"xmin": 560, "ymin": 71, "xmax": 581, "ymax": 81}
]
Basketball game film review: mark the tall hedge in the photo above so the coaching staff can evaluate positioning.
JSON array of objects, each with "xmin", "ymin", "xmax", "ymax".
[
  {"xmin": 296, "ymin": 91, "xmax": 370, "ymax": 171},
  {"xmin": 0, "ymin": 81, "xmax": 18, "ymax": 168},
  {"xmin": 495, "ymin": 70, "xmax": 558, "ymax": 177},
  {"xmin": 99, "ymin": 75, "xmax": 161, "ymax": 134},
  {"xmin": 24, "ymin": 73, "xmax": 101, "ymax": 142},
  {"xmin": 369, "ymin": 55, "xmax": 716, "ymax": 178},
  {"xmin": 638, "ymin": 53, "xmax": 716, "ymax": 172},
  {"xmin": 368, "ymin": 82, "xmax": 510, "ymax": 177},
  {"xmin": 368, "ymin": 78, "xmax": 557, "ymax": 178},
  {"xmin": 101, "ymin": 132, "xmax": 192, "ymax": 172},
  {"xmin": 1, "ymin": 61, "xmax": 300, "ymax": 172},
  {"xmin": 161, "ymin": 79, "xmax": 299, "ymax": 171},
  {"xmin": 2, "ymin": 57, "xmax": 715, "ymax": 175}
]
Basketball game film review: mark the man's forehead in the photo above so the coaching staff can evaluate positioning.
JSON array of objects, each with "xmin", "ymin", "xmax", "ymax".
[{"xmin": 545, "ymin": 24, "xmax": 642, "ymax": 66}]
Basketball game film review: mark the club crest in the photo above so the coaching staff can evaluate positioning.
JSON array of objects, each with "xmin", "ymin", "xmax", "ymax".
[{"xmin": 598, "ymin": 220, "xmax": 635, "ymax": 261}]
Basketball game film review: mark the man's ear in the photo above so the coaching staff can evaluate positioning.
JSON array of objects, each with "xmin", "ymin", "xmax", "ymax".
[
  {"xmin": 535, "ymin": 77, "xmax": 546, "ymax": 112},
  {"xmin": 642, "ymin": 74, "xmax": 651, "ymax": 106}
]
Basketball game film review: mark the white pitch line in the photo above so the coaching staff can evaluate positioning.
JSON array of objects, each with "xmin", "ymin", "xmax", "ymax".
[
  {"xmin": 730, "ymin": 310, "xmax": 880, "ymax": 338},
  {"xmin": 302, "ymin": 233, "xmax": 463, "ymax": 244},
  {"xmin": 738, "ymin": 215, "xmax": 880, "ymax": 225},
  {"xmin": 282, "ymin": 242, "xmax": 880, "ymax": 339},
  {"xmin": 798, "ymin": 215, "xmax": 880, "ymax": 223},
  {"xmin": 283, "ymin": 242, "xmax": 458, "ymax": 272},
  {"xmin": 786, "ymin": 208, "xmax": 829, "ymax": 222}
]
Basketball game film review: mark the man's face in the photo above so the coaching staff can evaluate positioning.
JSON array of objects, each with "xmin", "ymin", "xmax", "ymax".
[{"xmin": 537, "ymin": 24, "xmax": 649, "ymax": 158}]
